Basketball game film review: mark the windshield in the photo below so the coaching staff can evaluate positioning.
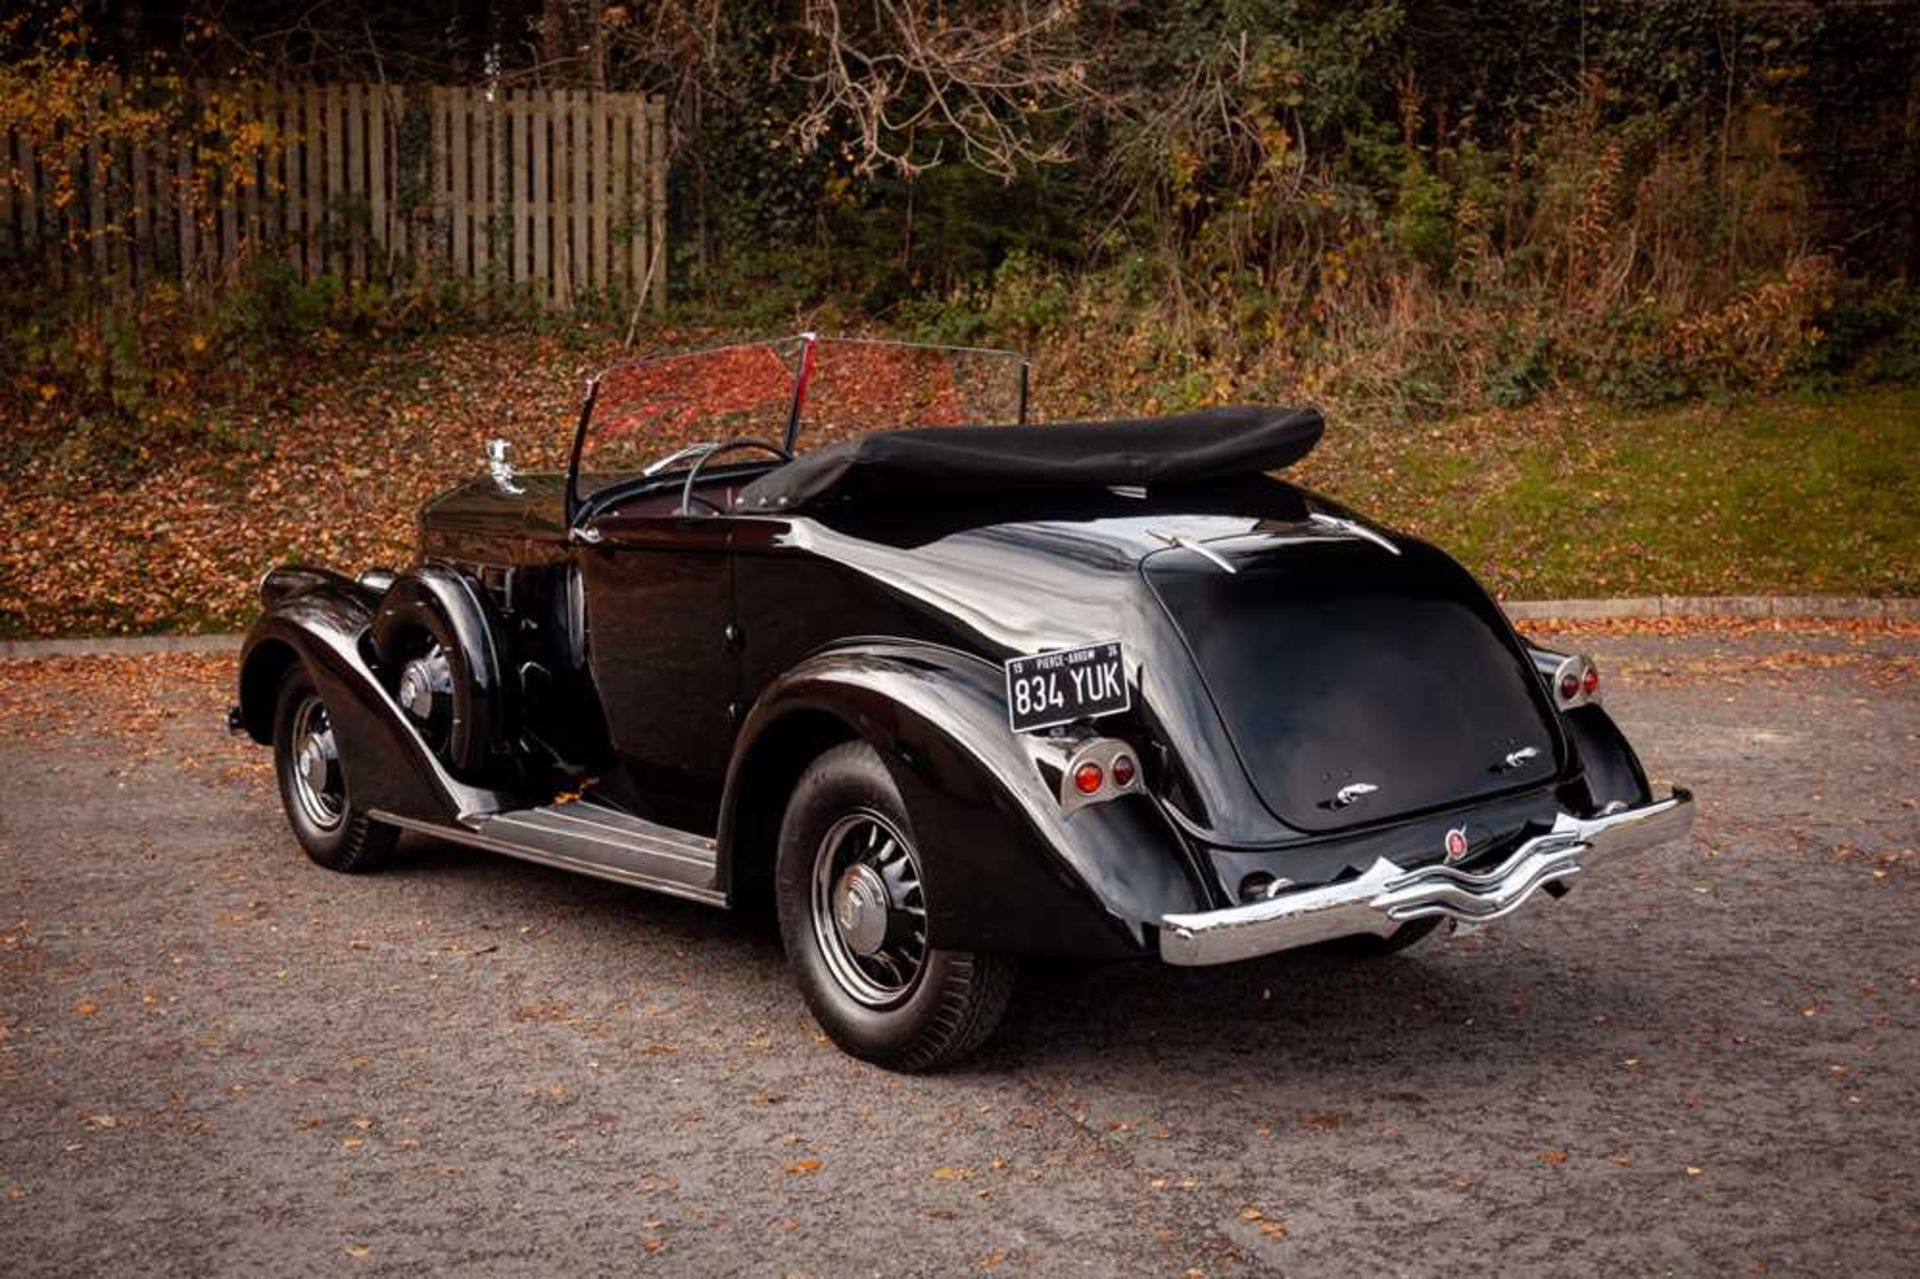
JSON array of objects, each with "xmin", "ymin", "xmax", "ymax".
[
  {"xmin": 574, "ymin": 339, "xmax": 802, "ymax": 486},
  {"xmin": 791, "ymin": 337, "xmax": 1029, "ymax": 447},
  {"xmin": 571, "ymin": 335, "xmax": 1029, "ymax": 505}
]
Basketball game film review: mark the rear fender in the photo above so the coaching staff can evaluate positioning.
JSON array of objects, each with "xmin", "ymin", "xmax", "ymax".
[
  {"xmin": 1559, "ymin": 703, "xmax": 1653, "ymax": 813},
  {"xmin": 719, "ymin": 641, "xmax": 1208, "ymax": 959},
  {"xmin": 236, "ymin": 570, "xmax": 511, "ymax": 823}
]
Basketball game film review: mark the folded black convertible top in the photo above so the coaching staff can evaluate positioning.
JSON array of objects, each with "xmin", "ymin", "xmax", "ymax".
[{"xmin": 735, "ymin": 405, "xmax": 1323, "ymax": 511}]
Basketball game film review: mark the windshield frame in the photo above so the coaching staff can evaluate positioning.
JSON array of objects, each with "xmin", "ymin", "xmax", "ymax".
[{"xmin": 564, "ymin": 333, "xmax": 1031, "ymax": 527}]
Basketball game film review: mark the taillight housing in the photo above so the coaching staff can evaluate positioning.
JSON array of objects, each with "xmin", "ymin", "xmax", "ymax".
[
  {"xmin": 1548, "ymin": 653, "xmax": 1602, "ymax": 710},
  {"xmin": 1058, "ymin": 738, "xmax": 1143, "ymax": 814}
]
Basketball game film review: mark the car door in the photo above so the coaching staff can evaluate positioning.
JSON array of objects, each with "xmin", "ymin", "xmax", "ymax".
[{"xmin": 574, "ymin": 508, "xmax": 738, "ymax": 832}]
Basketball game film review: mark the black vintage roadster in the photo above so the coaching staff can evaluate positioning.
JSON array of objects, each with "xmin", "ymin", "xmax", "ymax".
[{"xmin": 231, "ymin": 335, "xmax": 1694, "ymax": 1069}]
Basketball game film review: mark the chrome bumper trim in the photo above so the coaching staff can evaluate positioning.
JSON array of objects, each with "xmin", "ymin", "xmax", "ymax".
[{"xmin": 1158, "ymin": 789, "xmax": 1695, "ymax": 967}]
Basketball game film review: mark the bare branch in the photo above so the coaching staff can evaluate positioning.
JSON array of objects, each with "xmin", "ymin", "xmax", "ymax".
[{"xmin": 788, "ymin": 0, "xmax": 1089, "ymax": 180}]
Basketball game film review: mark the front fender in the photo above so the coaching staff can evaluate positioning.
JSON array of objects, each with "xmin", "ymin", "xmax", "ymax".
[
  {"xmin": 720, "ymin": 641, "xmax": 1209, "ymax": 960},
  {"xmin": 236, "ymin": 568, "xmax": 511, "ymax": 823}
]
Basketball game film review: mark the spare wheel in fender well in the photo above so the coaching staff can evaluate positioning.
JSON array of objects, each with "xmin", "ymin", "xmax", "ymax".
[{"xmin": 368, "ymin": 568, "xmax": 509, "ymax": 777}]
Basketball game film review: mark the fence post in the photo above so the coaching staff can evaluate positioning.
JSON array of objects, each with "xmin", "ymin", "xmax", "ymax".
[
  {"xmin": 450, "ymin": 89, "xmax": 469, "ymax": 285},
  {"xmin": 589, "ymin": 93, "xmax": 608, "ymax": 295},
  {"xmin": 648, "ymin": 96, "xmax": 667, "ymax": 311},
  {"xmin": 343, "ymin": 83, "xmax": 364, "ymax": 281},
  {"xmin": 274, "ymin": 88, "xmax": 291, "ymax": 272},
  {"xmin": 470, "ymin": 87, "xmax": 487, "ymax": 301},
  {"xmin": 550, "ymin": 88, "xmax": 569, "ymax": 307},
  {"xmin": 302, "ymin": 84, "xmax": 321, "ymax": 280},
  {"xmin": 532, "ymin": 91, "xmax": 551, "ymax": 306},
  {"xmin": 626, "ymin": 96, "xmax": 645, "ymax": 304},
  {"xmin": 570, "ymin": 89, "xmax": 589, "ymax": 308},
  {"xmin": 368, "ymin": 86, "xmax": 387, "ymax": 276}
]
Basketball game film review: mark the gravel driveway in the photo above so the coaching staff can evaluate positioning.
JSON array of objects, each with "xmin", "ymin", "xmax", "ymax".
[{"xmin": 2, "ymin": 625, "xmax": 1915, "ymax": 1275}]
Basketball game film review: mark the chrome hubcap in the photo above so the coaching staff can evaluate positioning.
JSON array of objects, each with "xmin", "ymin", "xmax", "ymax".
[
  {"xmin": 289, "ymin": 695, "xmax": 344, "ymax": 831},
  {"xmin": 811, "ymin": 811, "xmax": 927, "ymax": 1007},
  {"xmin": 832, "ymin": 862, "xmax": 892, "ymax": 956}
]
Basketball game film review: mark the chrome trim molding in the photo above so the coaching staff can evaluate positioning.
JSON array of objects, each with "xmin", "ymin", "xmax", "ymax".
[
  {"xmin": 1330, "ymin": 781, "xmax": 1379, "ymax": 808},
  {"xmin": 1308, "ymin": 511, "xmax": 1402, "ymax": 556},
  {"xmin": 1148, "ymin": 527, "xmax": 1238, "ymax": 575},
  {"xmin": 1159, "ymin": 788, "xmax": 1695, "ymax": 966}
]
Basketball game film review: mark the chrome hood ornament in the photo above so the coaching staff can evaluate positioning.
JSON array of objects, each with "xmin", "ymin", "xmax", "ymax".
[{"xmin": 487, "ymin": 438, "xmax": 525, "ymax": 495}]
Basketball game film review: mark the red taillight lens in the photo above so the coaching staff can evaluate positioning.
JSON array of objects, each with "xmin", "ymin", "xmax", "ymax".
[
  {"xmin": 1073, "ymin": 762, "xmax": 1105, "ymax": 794},
  {"xmin": 1581, "ymin": 664, "xmax": 1600, "ymax": 697},
  {"xmin": 1110, "ymin": 753, "xmax": 1137, "ymax": 787},
  {"xmin": 1559, "ymin": 671, "xmax": 1581, "ymax": 701}
]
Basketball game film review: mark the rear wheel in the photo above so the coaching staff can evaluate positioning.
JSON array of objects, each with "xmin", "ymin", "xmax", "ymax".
[
  {"xmin": 272, "ymin": 667, "xmax": 398, "ymax": 873},
  {"xmin": 776, "ymin": 742, "xmax": 1015, "ymax": 1071}
]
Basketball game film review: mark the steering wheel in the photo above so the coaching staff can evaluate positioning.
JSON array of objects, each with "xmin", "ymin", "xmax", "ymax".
[{"xmin": 679, "ymin": 438, "xmax": 792, "ymax": 515}]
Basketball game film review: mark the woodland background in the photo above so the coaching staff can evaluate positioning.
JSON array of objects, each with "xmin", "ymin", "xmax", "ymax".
[{"xmin": 1, "ymin": 1, "xmax": 1916, "ymax": 636}]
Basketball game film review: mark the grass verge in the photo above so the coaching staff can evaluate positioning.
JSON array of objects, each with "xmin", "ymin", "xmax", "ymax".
[{"xmin": 1296, "ymin": 387, "xmax": 1918, "ymax": 599}]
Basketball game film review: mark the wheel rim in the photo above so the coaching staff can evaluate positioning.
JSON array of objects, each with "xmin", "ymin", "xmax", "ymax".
[
  {"xmin": 289, "ymin": 694, "xmax": 345, "ymax": 831},
  {"xmin": 810, "ymin": 810, "xmax": 928, "ymax": 1007}
]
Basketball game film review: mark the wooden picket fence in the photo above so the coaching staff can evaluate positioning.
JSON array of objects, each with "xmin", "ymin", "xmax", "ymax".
[{"xmin": 0, "ymin": 80, "xmax": 668, "ymax": 311}]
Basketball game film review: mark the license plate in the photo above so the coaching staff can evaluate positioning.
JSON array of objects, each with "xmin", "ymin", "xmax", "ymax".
[{"xmin": 1004, "ymin": 641, "xmax": 1130, "ymax": 733}]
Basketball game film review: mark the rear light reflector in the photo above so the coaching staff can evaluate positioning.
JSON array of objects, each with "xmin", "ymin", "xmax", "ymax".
[
  {"xmin": 1582, "ymin": 664, "xmax": 1601, "ymax": 697},
  {"xmin": 1559, "ymin": 670, "xmax": 1581, "ymax": 701},
  {"xmin": 1111, "ymin": 753, "xmax": 1137, "ymax": 787},
  {"xmin": 1073, "ymin": 762, "xmax": 1105, "ymax": 795}
]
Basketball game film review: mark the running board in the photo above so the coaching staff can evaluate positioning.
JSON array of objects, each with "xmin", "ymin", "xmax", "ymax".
[{"xmin": 371, "ymin": 801, "xmax": 725, "ymax": 907}]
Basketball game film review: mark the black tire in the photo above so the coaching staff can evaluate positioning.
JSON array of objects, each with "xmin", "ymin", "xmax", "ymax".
[
  {"xmin": 775, "ymin": 741, "xmax": 1015, "ymax": 1071},
  {"xmin": 272, "ymin": 666, "xmax": 398, "ymax": 873}
]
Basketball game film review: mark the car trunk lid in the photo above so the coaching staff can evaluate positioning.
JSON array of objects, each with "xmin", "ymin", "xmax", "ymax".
[{"xmin": 1141, "ymin": 526, "xmax": 1562, "ymax": 834}]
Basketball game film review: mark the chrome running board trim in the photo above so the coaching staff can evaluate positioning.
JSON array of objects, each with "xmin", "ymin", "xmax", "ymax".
[
  {"xmin": 371, "ymin": 803, "xmax": 726, "ymax": 907},
  {"xmin": 1158, "ymin": 788, "xmax": 1694, "ymax": 966}
]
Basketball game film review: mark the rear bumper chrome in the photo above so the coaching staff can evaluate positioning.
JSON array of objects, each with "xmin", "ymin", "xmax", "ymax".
[{"xmin": 1159, "ymin": 788, "xmax": 1695, "ymax": 967}]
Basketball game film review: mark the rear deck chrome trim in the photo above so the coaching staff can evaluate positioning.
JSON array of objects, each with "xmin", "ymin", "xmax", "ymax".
[{"xmin": 1158, "ymin": 788, "xmax": 1694, "ymax": 966}]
